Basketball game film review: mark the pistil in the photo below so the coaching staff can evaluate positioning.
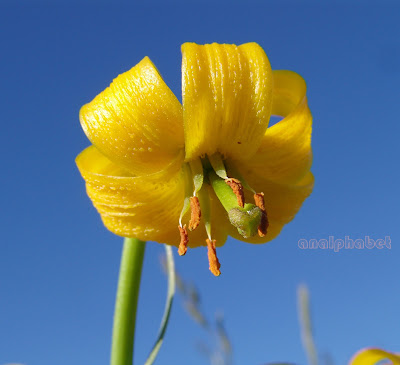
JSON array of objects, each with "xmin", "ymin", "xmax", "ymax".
[
  {"xmin": 208, "ymin": 170, "xmax": 262, "ymax": 238},
  {"xmin": 208, "ymin": 153, "xmax": 246, "ymax": 207},
  {"xmin": 226, "ymin": 160, "xmax": 269, "ymax": 237}
]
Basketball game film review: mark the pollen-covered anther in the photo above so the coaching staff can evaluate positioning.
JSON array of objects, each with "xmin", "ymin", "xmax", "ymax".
[
  {"xmin": 178, "ymin": 225, "xmax": 189, "ymax": 256},
  {"xmin": 225, "ymin": 178, "xmax": 245, "ymax": 208},
  {"xmin": 254, "ymin": 193, "xmax": 269, "ymax": 237},
  {"xmin": 206, "ymin": 239, "xmax": 221, "ymax": 276},
  {"xmin": 188, "ymin": 196, "xmax": 201, "ymax": 231}
]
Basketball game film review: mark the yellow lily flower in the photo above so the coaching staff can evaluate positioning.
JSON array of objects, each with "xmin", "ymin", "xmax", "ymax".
[
  {"xmin": 76, "ymin": 43, "xmax": 313, "ymax": 276},
  {"xmin": 349, "ymin": 348, "xmax": 400, "ymax": 365}
]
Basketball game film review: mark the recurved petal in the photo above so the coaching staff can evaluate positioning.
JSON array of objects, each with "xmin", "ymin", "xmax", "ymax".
[
  {"xmin": 244, "ymin": 70, "xmax": 312, "ymax": 185},
  {"xmin": 182, "ymin": 42, "xmax": 273, "ymax": 161},
  {"xmin": 80, "ymin": 57, "xmax": 184, "ymax": 176},
  {"xmin": 349, "ymin": 348, "xmax": 400, "ymax": 365},
  {"xmin": 76, "ymin": 146, "xmax": 227, "ymax": 248},
  {"xmin": 251, "ymin": 171, "xmax": 314, "ymax": 226},
  {"xmin": 76, "ymin": 145, "xmax": 185, "ymax": 245}
]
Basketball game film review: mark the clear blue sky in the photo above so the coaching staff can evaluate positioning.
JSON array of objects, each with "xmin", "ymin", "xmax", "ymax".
[{"xmin": 1, "ymin": 2, "xmax": 399, "ymax": 365}]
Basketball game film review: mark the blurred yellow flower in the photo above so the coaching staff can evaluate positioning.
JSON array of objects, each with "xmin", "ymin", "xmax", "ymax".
[
  {"xmin": 76, "ymin": 43, "xmax": 313, "ymax": 275},
  {"xmin": 350, "ymin": 348, "xmax": 400, "ymax": 365}
]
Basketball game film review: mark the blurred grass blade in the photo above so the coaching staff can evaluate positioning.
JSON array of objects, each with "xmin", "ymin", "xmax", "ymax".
[
  {"xmin": 215, "ymin": 312, "xmax": 232, "ymax": 357},
  {"xmin": 144, "ymin": 245, "xmax": 176, "ymax": 365},
  {"xmin": 297, "ymin": 284, "xmax": 318, "ymax": 365}
]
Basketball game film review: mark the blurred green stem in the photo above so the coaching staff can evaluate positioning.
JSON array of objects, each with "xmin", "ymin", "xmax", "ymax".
[{"xmin": 111, "ymin": 238, "xmax": 146, "ymax": 365}]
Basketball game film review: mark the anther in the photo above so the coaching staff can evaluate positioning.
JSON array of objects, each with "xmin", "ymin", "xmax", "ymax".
[
  {"xmin": 254, "ymin": 193, "xmax": 269, "ymax": 237},
  {"xmin": 225, "ymin": 178, "xmax": 245, "ymax": 208},
  {"xmin": 178, "ymin": 225, "xmax": 189, "ymax": 256},
  {"xmin": 206, "ymin": 239, "xmax": 221, "ymax": 276},
  {"xmin": 189, "ymin": 196, "xmax": 201, "ymax": 231}
]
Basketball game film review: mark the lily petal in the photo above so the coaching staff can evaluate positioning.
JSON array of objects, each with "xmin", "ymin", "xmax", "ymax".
[
  {"xmin": 251, "ymin": 171, "xmax": 313, "ymax": 224},
  {"xmin": 76, "ymin": 146, "xmax": 227, "ymax": 247},
  {"xmin": 349, "ymin": 348, "xmax": 400, "ymax": 365},
  {"xmin": 79, "ymin": 57, "xmax": 184, "ymax": 176},
  {"xmin": 76, "ymin": 145, "xmax": 183, "ymax": 243},
  {"xmin": 182, "ymin": 42, "xmax": 273, "ymax": 161},
  {"xmin": 244, "ymin": 70, "xmax": 312, "ymax": 185}
]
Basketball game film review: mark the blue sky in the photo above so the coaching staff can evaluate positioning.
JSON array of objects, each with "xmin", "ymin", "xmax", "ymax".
[{"xmin": 0, "ymin": 2, "xmax": 399, "ymax": 365}]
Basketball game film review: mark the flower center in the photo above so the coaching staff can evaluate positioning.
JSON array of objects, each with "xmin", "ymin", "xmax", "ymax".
[{"xmin": 177, "ymin": 153, "xmax": 268, "ymax": 276}]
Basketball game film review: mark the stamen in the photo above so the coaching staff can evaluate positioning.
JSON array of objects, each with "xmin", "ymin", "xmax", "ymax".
[
  {"xmin": 225, "ymin": 160, "xmax": 256, "ymax": 194},
  {"xmin": 253, "ymin": 192, "xmax": 265, "ymax": 210},
  {"xmin": 198, "ymin": 184, "xmax": 212, "ymax": 240},
  {"xmin": 225, "ymin": 178, "xmax": 245, "ymax": 208},
  {"xmin": 189, "ymin": 158, "xmax": 204, "ymax": 196},
  {"xmin": 206, "ymin": 239, "xmax": 221, "ymax": 276},
  {"xmin": 208, "ymin": 153, "xmax": 228, "ymax": 179},
  {"xmin": 179, "ymin": 164, "xmax": 194, "ymax": 226},
  {"xmin": 178, "ymin": 225, "xmax": 189, "ymax": 256},
  {"xmin": 254, "ymin": 193, "xmax": 269, "ymax": 237},
  {"xmin": 179, "ymin": 197, "xmax": 190, "ymax": 227},
  {"xmin": 189, "ymin": 196, "xmax": 201, "ymax": 231}
]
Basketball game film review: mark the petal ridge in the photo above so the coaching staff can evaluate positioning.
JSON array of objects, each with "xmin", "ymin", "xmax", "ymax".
[
  {"xmin": 182, "ymin": 42, "xmax": 273, "ymax": 161},
  {"xmin": 76, "ymin": 146, "xmax": 183, "ymax": 243}
]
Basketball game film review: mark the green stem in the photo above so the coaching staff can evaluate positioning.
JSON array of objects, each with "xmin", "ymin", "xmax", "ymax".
[{"xmin": 111, "ymin": 238, "xmax": 146, "ymax": 365}]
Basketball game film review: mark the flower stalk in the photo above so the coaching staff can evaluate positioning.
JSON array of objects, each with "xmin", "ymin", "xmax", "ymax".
[{"xmin": 111, "ymin": 238, "xmax": 146, "ymax": 365}]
